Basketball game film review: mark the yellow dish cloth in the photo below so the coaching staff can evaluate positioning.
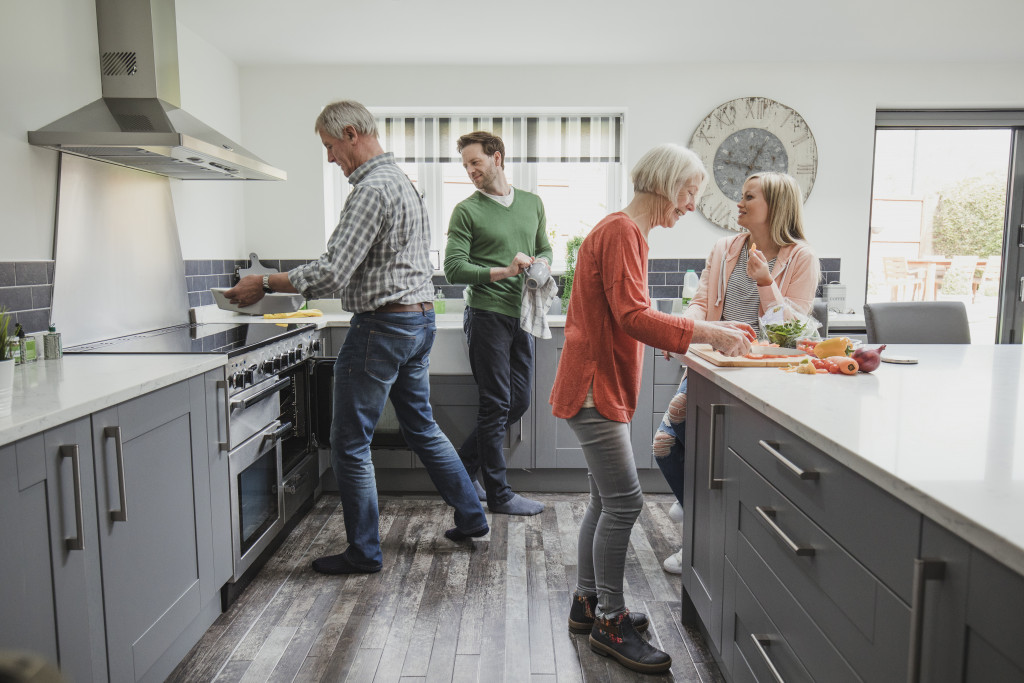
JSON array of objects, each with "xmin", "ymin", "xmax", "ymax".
[{"xmin": 263, "ymin": 309, "xmax": 323, "ymax": 319}]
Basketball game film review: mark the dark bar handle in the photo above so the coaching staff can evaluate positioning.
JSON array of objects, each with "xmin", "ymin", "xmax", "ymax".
[{"xmin": 60, "ymin": 445, "xmax": 85, "ymax": 551}]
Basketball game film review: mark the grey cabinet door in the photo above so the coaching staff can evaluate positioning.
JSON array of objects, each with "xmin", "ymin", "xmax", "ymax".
[
  {"xmin": 533, "ymin": 328, "xmax": 584, "ymax": 468},
  {"xmin": 92, "ymin": 379, "xmax": 209, "ymax": 682},
  {"xmin": 918, "ymin": 517, "xmax": 1024, "ymax": 682},
  {"xmin": 0, "ymin": 420, "xmax": 108, "ymax": 683},
  {"xmin": 680, "ymin": 371, "xmax": 728, "ymax": 651}
]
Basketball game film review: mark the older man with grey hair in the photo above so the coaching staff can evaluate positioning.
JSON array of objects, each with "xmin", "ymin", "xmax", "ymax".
[{"xmin": 226, "ymin": 100, "xmax": 488, "ymax": 574}]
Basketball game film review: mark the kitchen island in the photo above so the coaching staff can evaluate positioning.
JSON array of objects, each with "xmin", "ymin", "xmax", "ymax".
[{"xmin": 681, "ymin": 344, "xmax": 1024, "ymax": 682}]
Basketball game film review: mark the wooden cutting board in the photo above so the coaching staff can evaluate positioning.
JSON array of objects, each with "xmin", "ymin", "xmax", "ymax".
[{"xmin": 688, "ymin": 343, "xmax": 806, "ymax": 367}]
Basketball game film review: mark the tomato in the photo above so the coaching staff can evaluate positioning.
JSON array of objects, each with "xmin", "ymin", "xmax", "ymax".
[{"xmin": 810, "ymin": 358, "xmax": 828, "ymax": 370}]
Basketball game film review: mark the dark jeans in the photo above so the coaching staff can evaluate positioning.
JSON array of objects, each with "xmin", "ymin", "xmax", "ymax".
[
  {"xmin": 331, "ymin": 310, "xmax": 488, "ymax": 568},
  {"xmin": 460, "ymin": 306, "xmax": 534, "ymax": 507},
  {"xmin": 654, "ymin": 375, "xmax": 686, "ymax": 505}
]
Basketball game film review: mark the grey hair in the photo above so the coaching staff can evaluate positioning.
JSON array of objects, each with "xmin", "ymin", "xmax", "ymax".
[
  {"xmin": 315, "ymin": 100, "xmax": 379, "ymax": 138},
  {"xmin": 630, "ymin": 143, "xmax": 708, "ymax": 202}
]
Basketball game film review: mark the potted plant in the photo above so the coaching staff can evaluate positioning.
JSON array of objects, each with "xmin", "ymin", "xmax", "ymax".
[
  {"xmin": 0, "ymin": 307, "xmax": 14, "ymax": 417},
  {"xmin": 561, "ymin": 235, "xmax": 584, "ymax": 314}
]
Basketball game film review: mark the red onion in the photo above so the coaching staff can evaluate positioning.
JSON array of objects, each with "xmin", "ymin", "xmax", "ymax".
[{"xmin": 852, "ymin": 344, "xmax": 886, "ymax": 373}]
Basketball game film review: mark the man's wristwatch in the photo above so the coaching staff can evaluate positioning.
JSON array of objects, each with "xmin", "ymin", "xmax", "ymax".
[{"xmin": 262, "ymin": 274, "xmax": 273, "ymax": 293}]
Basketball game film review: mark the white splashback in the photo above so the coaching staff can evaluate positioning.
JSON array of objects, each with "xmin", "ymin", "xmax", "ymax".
[{"xmin": 51, "ymin": 155, "xmax": 189, "ymax": 347}]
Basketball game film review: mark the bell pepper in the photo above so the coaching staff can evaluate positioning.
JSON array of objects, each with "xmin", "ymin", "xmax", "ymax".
[{"xmin": 813, "ymin": 336, "xmax": 854, "ymax": 359}]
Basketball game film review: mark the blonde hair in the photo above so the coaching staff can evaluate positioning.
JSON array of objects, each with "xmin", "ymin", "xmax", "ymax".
[
  {"xmin": 315, "ymin": 100, "xmax": 378, "ymax": 139},
  {"xmin": 631, "ymin": 144, "xmax": 708, "ymax": 205},
  {"xmin": 746, "ymin": 172, "xmax": 806, "ymax": 245}
]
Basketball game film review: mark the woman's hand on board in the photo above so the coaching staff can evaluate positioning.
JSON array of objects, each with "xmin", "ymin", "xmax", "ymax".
[{"xmin": 691, "ymin": 320, "xmax": 755, "ymax": 357}]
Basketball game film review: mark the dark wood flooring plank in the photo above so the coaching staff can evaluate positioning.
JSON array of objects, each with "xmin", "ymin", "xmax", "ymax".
[
  {"xmin": 237, "ymin": 625, "xmax": 296, "ymax": 682},
  {"xmin": 454, "ymin": 511, "xmax": 495, "ymax": 656},
  {"xmin": 546, "ymin": 589, "xmax": 584, "ymax": 683},
  {"xmin": 319, "ymin": 612, "xmax": 372, "ymax": 682},
  {"xmin": 372, "ymin": 505, "xmax": 447, "ymax": 682},
  {"xmin": 645, "ymin": 600, "xmax": 701, "ymax": 683},
  {"xmin": 504, "ymin": 520, "xmax": 532, "ymax": 681},
  {"xmin": 399, "ymin": 551, "xmax": 451, "ymax": 677},
  {"xmin": 526, "ymin": 514, "xmax": 556, "ymax": 676},
  {"xmin": 267, "ymin": 585, "xmax": 338, "ymax": 682},
  {"xmin": 421, "ymin": 549, "xmax": 472, "ymax": 682},
  {"xmin": 476, "ymin": 513, "xmax": 509, "ymax": 682}
]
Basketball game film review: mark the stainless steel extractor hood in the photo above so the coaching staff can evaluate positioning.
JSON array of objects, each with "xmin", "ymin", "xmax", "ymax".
[{"xmin": 28, "ymin": 0, "xmax": 286, "ymax": 181}]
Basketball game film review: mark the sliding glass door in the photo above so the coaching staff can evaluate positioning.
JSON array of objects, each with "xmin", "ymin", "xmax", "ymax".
[{"xmin": 869, "ymin": 111, "xmax": 1024, "ymax": 344}]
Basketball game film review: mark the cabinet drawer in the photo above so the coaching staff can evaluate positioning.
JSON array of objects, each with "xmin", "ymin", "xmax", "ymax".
[
  {"xmin": 730, "ymin": 450, "xmax": 910, "ymax": 682},
  {"xmin": 731, "ymin": 536, "xmax": 862, "ymax": 683},
  {"xmin": 653, "ymin": 355, "xmax": 685, "ymax": 385},
  {"xmin": 728, "ymin": 401, "xmax": 920, "ymax": 602}
]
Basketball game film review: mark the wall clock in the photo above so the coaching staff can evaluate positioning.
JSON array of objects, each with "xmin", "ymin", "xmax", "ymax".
[{"xmin": 689, "ymin": 97, "xmax": 817, "ymax": 231}]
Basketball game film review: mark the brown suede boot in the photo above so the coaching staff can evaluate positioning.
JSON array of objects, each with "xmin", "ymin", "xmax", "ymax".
[
  {"xmin": 589, "ymin": 609, "xmax": 671, "ymax": 674},
  {"xmin": 567, "ymin": 592, "xmax": 649, "ymax": 634}
]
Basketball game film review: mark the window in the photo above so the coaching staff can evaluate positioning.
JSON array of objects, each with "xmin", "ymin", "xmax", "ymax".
[
  {"xmin": 868, "ymin": 110, "xmax": 1024, "ymax": 344},
  {"xmin": 325, "ymin": 112, "xmax": 624, "ymax": 271}
]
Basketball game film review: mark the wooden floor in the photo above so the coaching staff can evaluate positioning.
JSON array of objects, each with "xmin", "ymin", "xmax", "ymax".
[{"xmin": 168, "ymin": 492, "xmax": 725, "ymax": 683}]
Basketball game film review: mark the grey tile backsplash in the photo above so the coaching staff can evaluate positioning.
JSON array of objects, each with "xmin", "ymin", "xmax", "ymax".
[
  {"xmin": 0, "ymin": 261, "xmax": 55, "ymax": 333},
  {"xmin": 1, "ymin": 256, "xmax": 841, "ymax": 335}
]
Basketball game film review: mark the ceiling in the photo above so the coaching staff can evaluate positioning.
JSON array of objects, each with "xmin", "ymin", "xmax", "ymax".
[{"xmin": 176, "ymin": 0, "xmax": 1024, "ymax": 66}]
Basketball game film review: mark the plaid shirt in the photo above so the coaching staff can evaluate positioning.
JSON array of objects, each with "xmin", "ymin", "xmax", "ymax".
[{"xmin": 288, "ymin": 153, "xmax": 434, "ymax": 312}]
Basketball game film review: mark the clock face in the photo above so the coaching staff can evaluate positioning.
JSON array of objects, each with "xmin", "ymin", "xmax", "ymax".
[{"xmin": 690, "ymin": 97, "xmax": 817, "ymax": 231}]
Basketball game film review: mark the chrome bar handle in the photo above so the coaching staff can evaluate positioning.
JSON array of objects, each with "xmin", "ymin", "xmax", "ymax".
[
  {"xmin": 230, "ymin": 377, "xmax": 290, "ymax": 412},
  {"xmin": 756, "ymin": 506, "xmax": 815, "ymax": 556},
  {"xmin": 750, "ymin": 635, "xmax": 786, "ymax": 683},
  {"xmin": 104, "ymin": 426, "xmax": 128, "ymax": 522},
  {"xmin": 907, "ymin": 558, "xmax": 946, "ymax": 683},
  {"xmin": 759, "ymin": 440, "xmax": 819, "ymax": 480},
  {"xmin": 216, "ymin": 379, "xmax": 230, "ymax": 452},
  {"xmin": 708, "ymin": 403, "xmax": 726, "ymax": 490},
  {"xmin": 60, "ymin": 445, "xmax": 85, "ymax": 551}
]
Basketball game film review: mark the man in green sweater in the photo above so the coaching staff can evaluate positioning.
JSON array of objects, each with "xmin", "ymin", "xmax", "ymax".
[{"xmin": 444, "ymin": 131, "xmax": 552, "ymax": 516}]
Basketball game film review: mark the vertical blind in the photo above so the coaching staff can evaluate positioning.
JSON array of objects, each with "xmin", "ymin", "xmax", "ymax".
[{"xmin": 376, "ymin": 114, "xmax": 623, "ymax": 164}]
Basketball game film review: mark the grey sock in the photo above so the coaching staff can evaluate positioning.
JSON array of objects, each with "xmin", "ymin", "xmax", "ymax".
[
  {"xmin": 490, "ymin": 493, "xmax": 545, "ymax": 516},
  {"xmin": 473, "ymin": 479, "xmax": 486, "ymax": 501}
]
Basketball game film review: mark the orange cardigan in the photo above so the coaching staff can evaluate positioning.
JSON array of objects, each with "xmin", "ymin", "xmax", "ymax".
[{"xmin": 550, "ymin": 213, "xmax": 694, "ymax": 423}]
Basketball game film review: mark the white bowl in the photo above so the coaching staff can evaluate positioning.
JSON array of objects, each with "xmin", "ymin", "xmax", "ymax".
[{"xmin": 210, "ymin": 288, "xmax": 305, "ymax": 315}]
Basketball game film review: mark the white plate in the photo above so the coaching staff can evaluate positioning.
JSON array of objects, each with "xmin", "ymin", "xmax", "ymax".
[{"xmin": 210, "ymin": 288, "xmax": 304, "ymax": 315}]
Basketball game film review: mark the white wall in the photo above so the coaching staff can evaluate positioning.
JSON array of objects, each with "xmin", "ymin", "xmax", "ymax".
[
  {"xmin": 0, "ymin": 3, "xmax": 248, "ymax": 262},
  {"xmin": 238, "ymin": 62, "xmax": 1024, "ymax": 310}
]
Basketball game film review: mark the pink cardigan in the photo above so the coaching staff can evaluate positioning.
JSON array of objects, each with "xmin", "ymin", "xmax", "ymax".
[{"xmin": 685, "ymin": 234, "xmax": 820, "ymax": 321}]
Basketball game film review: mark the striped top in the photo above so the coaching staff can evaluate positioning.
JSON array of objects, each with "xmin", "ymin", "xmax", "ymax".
[{"xmin": 721, "ymin": 244, "xmax": 776, "ymax": 334}]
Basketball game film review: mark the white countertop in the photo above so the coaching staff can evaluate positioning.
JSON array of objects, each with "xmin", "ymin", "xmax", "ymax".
[
  {"xmin": 192, "ymin": 301, "xmax": 568, "ymax": 330},
  {"xmin": 685, "ymin": 344, "xmax": 1024, "ymax": 576},
  {"xmin": 0, "ymin": 354, "xmax": 226, "ymax": 447}
]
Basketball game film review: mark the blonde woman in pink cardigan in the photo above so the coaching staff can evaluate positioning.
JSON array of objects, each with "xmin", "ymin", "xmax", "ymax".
[{"xmin": 657, "ymin": 172, "xmax": 820, "ymax": 574}]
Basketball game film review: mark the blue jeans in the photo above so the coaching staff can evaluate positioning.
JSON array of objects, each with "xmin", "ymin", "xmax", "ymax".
[
  {"xmin": 654, "ymin": 375, "xmax": 687, "ymax": 505},
  {"xmin": 459, "ymin": 307, "xmax": 534, "ymax": 507},
  {"xmin": 331, "ymin": 310, "xmax": 488, "ymax": 568}
]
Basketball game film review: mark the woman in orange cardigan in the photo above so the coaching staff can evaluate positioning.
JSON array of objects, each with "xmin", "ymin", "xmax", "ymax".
[{"xmin": 551, "ymin": 144, "xmax": 755, "ymax": 674}]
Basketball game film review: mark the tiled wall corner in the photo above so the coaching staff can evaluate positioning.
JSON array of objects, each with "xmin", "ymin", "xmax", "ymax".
[{"xmin": 0, "ymin": 261, "xmax": 55, "ymax": 333}]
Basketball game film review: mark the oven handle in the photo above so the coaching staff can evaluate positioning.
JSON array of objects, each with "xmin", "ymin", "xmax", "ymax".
[
  {"xmin": 216, "ymin": 379, "xmax": 230, "ymax": 452},
  {"xmin": 231, "ymin": 377, "xmax": 291, "ymax": 413},
  {"xmin": 265, "ymin": 421, "xmax": 293, "ymax": 444}
]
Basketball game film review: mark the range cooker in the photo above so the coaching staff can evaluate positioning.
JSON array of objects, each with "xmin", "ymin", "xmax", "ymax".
[{"xmin": 66, "ymin": 322, "xmax": 325, "ymax": 607}]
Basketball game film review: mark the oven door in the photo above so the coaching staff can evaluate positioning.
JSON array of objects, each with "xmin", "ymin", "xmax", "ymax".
[
  {"xmin": 308, "ymin": 357, "xmax": 407, "ymax": 449},
  {"xmin": 228, "ymin": 420, "xmax": 285, "ymax": 580}
]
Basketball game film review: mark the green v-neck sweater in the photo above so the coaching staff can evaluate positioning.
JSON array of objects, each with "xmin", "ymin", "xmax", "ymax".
[{"xmin": 444, "ymin": 189, "xmax": 552, "ymax": 319}]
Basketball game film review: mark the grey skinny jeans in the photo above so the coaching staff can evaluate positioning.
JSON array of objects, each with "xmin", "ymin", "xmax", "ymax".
[{"xmin": 567, "ymin": 407, "xmax": 645, "ymax": 617}]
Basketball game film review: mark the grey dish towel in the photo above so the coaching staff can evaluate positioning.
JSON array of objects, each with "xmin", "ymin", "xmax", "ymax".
[{"xmin": 520, "ymin": 275, "xmax": 559, "ymax": 339}]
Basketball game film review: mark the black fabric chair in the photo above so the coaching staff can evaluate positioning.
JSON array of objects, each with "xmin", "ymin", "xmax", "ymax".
[
  {"xmin": 862, "ymin": 301, "xmax": 971, "ymax": 344},
  {"xmin": 812, "ymin": 298, "xmax": 829, "ymax": 338}
]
